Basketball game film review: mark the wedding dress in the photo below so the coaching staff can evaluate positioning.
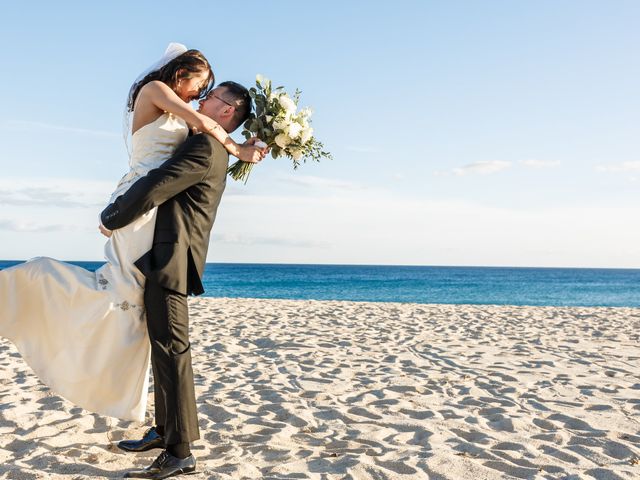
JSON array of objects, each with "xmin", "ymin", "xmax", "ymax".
[{"xmin": 0, "ymin": 113, "xmax": 189, "ymax": 421}]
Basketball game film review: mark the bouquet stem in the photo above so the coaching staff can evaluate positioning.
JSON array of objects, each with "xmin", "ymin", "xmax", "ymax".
[{"xmin": 227, "ymin": 160, "xmax": 254, "ymax": 184}]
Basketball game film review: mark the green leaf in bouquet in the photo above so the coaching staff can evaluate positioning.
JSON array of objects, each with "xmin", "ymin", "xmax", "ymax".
[{"xmin": 244, "ymin": 74, "xmax": 333, "ymax": 174}]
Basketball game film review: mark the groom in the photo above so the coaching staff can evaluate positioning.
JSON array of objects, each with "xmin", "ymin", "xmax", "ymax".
[{"xmin": 100, "ymin": 81, "xmax": 263, "ymax": 479}]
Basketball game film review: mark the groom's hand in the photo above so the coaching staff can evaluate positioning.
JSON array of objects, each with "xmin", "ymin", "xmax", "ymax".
[
  {"xmin": 242, "ymin": 137, "xmax": 269, "ymax": 162},
  {"xmin": 98, "ymin": 220, "xmax": 113, "ymax": 238},
  {"xmin": 98, "ymin": 212, "xmax": 113, "ymax": 237}
]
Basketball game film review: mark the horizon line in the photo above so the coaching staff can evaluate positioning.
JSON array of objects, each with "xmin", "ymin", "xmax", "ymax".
[{"xmin": 1, "ymin": 259, "xmax": 639, "ymax": 271}]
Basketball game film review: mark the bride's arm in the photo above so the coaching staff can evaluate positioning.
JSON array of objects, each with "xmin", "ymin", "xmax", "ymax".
[{"xmin": 141, "ymin": 81, "xmax": 259, "ymax": 163}]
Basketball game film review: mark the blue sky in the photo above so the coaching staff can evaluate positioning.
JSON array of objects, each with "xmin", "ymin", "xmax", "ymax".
[{"xmin": 0, "ymin": 1, "xmax": 638, "ymax": 267}]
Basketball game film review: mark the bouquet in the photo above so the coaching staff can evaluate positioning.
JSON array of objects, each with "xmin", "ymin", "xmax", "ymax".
[{"xmin": 227, "ymin": 74, "xmax": 332, "ymax": 183}]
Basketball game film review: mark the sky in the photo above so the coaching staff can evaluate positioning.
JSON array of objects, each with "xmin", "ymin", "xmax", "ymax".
[{"xmin": 0, "ymin": 1, "xmax": 638, "ymax": 268}]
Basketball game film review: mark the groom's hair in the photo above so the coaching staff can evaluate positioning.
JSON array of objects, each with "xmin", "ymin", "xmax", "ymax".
[{"xmin": 219, "ymin": 81, "xmax": 252, "ymax": 131}]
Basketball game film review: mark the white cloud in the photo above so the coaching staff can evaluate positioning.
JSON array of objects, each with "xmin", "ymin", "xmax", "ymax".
[
  {"xmin": 0, "ymin": 177, "xmax": 114, "ymax": 209},
  {"xmin": 212, "ymin": 191, "xmax": 640, "ymax": 268},
  {"xmin": 4, "ymin": 120, "xmax": 120, "ymax": 138},
  {"xmin": 437, "ymin": 159, "xmax": 560, "ymax": 177},
  {"xmin": 345, "ymin": 146, "xmax": 379, "ymax": 154},
  {"xmin": 595, "ymin": 161, "xmax": 640, "ymax": 173},
  {"xmin": 212, "ymin": 233, "xmax": 330, "ymax": 248},
  {"xmin": 0, "ymin": 219, "xmax": 85, "ymax": 233},
  {"xmin": 3, "ymin": 176, "xmax": 639, "ymax": 268},
  {"xmin": 451, "ymin": 161, "xmax": 511, "ymax": 176},
  {"xmin": 520, "ymin": 159, "xmax": 561, "ymax": 168},
  {"xmin": 276, "ymin": 174, "xmax": 361, "ymax": 190},
  {"xmin": 0, "ymin": 187, "xmax": 103, "ymax": 208}
]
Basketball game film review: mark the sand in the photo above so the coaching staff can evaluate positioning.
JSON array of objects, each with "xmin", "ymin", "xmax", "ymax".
[{"xmin": 1, "ymin": 298, "xmax": 639, "ymax": 479}]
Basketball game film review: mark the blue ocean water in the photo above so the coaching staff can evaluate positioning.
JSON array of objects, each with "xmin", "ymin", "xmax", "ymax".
[{"xmin": 1, "ymin": 260, "xmax": 638, "ymax": 307}]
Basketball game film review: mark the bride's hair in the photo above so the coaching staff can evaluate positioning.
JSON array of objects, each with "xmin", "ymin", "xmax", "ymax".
[{"xmin": 127, "ymin": 49, "xmax": 214, "ymax": 112}]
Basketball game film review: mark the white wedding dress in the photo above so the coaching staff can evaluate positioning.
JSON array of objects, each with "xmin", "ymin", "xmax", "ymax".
[{"xmin": 0, "ymin": 113, "xmax": 189, "ymax": 421}]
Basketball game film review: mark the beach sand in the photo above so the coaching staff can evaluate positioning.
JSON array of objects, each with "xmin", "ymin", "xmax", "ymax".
[{"xmin": 1, "ymin": 298, "xmax": 639, "ymax": 479}]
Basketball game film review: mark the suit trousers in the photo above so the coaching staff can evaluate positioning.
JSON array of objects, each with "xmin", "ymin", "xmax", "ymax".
[{"xmin": 144, "ymin": 281, "xmax": 200, "ymax": 445}]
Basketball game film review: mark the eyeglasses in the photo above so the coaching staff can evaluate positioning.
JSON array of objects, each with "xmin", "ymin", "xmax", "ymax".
[{"xmin": 207, "ymin": 91, "xmax": 235, "ymax": 107}]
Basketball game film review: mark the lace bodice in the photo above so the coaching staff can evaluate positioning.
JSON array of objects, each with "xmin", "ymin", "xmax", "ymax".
[{"xmin": 110, "ymin": 113, "xmax": 189, "ymax": 202}]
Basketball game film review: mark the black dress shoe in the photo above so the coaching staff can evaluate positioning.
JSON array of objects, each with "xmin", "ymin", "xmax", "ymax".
[
  {"xmin": 118, "ymin": 427, "xmax": 165, "ymax": 452},
  {"xmin": 124, "ymin": 450, "xmax": 196, "ymax": 479}
]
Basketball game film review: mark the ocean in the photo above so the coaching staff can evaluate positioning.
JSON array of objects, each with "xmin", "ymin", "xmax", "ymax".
[{"xmin": 1, "ymin": 261, "xmax": 638, "ymax": 307}]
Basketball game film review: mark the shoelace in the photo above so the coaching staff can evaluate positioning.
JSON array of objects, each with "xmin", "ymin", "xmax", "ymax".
[{"xmin": 155, "ymin": 451, "xmax": 169, "ymax": 467}]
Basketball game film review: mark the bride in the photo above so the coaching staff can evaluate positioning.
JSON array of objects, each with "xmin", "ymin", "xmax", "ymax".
[{"xmin": 0, "ymin": 43, "xmax": 264, "ymax": 421}]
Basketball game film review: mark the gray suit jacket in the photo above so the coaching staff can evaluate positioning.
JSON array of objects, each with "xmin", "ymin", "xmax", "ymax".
[{"xmin": 101, "ymin": 133, "xmax": 229, "ymax": 295}]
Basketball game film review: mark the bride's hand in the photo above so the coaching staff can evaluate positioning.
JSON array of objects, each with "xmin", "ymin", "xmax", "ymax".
[{"xmin": 98, "ymin": 224, "xmax": 113, "ymax": 238}]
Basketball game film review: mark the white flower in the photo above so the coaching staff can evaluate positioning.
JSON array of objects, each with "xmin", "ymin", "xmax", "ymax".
[
  {"xmin": 273, "ymin": 118, "xmax": 289, "ymax": 131},
  {"xmin": 265, "ymin": 115, "xmax": 273, "ymax": 123},
  {"xmin": 299, "ymin": 108, "xmax": 312, "ymax": 123},
  {"xmin": 275, "ymin": 133, "xmax": 292, "ymax": 149},
  {"xmin": 300, "ymin": 127, "xmax": 314, "ymax": 144},
  {"xmin": 278, "ymin": 95, "xmax": 297, "ymax": 114},
  {"xmin": 287, "ymin": 122, "xmax": 303, "ymax": 139},
  {"xmin": 290, "ymin": 147, "xmax": 304, "ymax": 161},
  {"xmin": 297, "ymin": 108, "xmax": 312, "ymax": 129}
]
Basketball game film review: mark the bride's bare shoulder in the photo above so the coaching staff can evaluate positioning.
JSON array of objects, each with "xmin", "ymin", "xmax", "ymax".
[
  {"xmin": 134, "ymin": 81, "xmax": 180, "ymax": 113},
  {"xmin": 131, "ymin": 84, "xmax": 165, "ymax": 134},
  {"xmin": 138, "ymin": 80, "xmax": 175, "ymax": 100}
]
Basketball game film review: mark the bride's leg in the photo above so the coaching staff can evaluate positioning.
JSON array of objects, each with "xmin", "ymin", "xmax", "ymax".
[{"xmin": 0, "ymin": 257, "xmax": 150, "ymax": 421}]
